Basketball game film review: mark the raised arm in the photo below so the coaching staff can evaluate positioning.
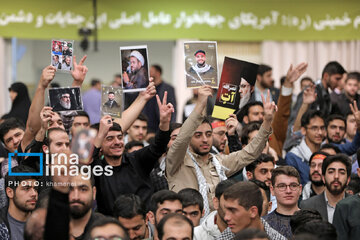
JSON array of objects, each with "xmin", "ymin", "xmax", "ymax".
[
  {"xmin": 293, "ymin": 85, "xmax": 316, "ymax": 132},
  {"xmin": 113, "ymin": 79, "xmax": 156, "ymax": 132},
  {"xmin": 166, "ymin": 85, "xmax": 212, "ymax": 176},
  {"xmin": 21, "ymin": 66, "xmax": 56, "ymax": 151}
]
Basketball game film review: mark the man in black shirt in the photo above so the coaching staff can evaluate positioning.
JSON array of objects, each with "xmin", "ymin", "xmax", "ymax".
[{"xmin": 92, "ymin": 93, "xmax": 174, "ymax": 215}]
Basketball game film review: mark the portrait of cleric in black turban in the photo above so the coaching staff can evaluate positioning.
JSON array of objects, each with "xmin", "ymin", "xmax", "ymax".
[{"xmin": 49, "ymin": 87, "xmax": 83, "ymax": 112}]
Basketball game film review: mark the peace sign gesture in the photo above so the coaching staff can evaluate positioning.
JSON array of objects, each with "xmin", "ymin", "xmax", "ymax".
[
  {"xmin": 157, "ymin": 91, "xmax": 175, "ymax": 131},
  {"xmin": 262, "ymin": 89, "xmax": 278, "ymax": 130},
  {"xmin": 71, "ymin": 55, "xmax": 88, "ymax": 87},
  {"xmin": 350, "ymin": 100, "xmax": 360, "ymax": 129}
]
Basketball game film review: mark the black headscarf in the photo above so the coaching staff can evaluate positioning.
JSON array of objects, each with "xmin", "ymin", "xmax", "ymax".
[{"xmin": 2, "ymin": 82, "xmax": 31, "ymax": 124}]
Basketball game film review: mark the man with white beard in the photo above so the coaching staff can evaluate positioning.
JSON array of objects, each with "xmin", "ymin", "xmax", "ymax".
[
  {"xmin": 53, "ymin": 93, "xmax": 72, "ymax": 111},
  {"xmin": 239, "ymin": 77, "xmax": 254, "ymax": 109}
]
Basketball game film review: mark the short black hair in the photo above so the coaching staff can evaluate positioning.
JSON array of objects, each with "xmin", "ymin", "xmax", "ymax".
[
  {"xmin": 322, "ymin": 154, "xmax": 352, "ymax": 177},
  {"xmin": 137, "ymin": 113, "xmax": 148, "ymax": 123},
  {"xmin": 151, "ymin": 64, "xmax": 162, "ymax": 75},
  {"xmin": 308, "ymin": 151, "xmax": 330, "ymax": 166},
  {"xmin": 325, "ymin": 114, "xmax": 346, "ymax": 129},
  {"xmin": 215, "ymin": 179, "xmax": 237, "ymax": 199},
  {"xmin": 90, "ymin": 123, "xmax": 100, "ymax": 131},
  {"xmin": 88, "ymin": 216, "xmax": 129, "ymax": 240},
  {"xmin": 293, "ymin": 220, "xmax": 337, "ymax": 240},
  {"xmin": 321, "ymin": 61, "xmax": 346, "ymax": 79},
  {"xmin": 300, "ymin": 77, "xmax": 314, "ymax": 86},
  {"xmin": 113, "ymin": 194, "xmax": 146, "ymax": 219},
  {"xmin": 109, "ymin": 122, "xmax": 122, "ymax": 133},
  {"xmin": 43, "ymin": 127, "xmax": 68, "ymax": 147},
  {"xmin": 0, "ymin": 118, "xmax": 25, "ymax": 143},
  {"xmin": 345, "ymin": 71, "xmax": 360, "ymax": 83},
  {"xmin": 234, "ymin": 228, "xmax": 269, "ymax": 240},
  {"xmin": 249, "ymin": 179, "xmax": 270, "ymax": 202},
  {"xmin": 124, "ymin": 141, "xmax": 144, "ymax": 153},
  {"xmin": 290, "ymin": 209, "xmax": 323, "ymax": 234},
  {"xmin": 319, "ymin": 144, "xmax": 341, "ymax": 154},
  {"xmin": 257, "ymin": 64, "xmax": 272, "ymax": 76},
  {"xmin": 108, "ymin": 91, "xmax": 115, "ymax": 95},
  {"xmin": 223, "ymin": 182, "xmax": 263, "ymax": 217},
  {"xmin": 241, "ymin": 121, "xmax": 261, "ymax": 145},
  {"xmin": 246, "ymin": 154, "xmax": 275, "ymax": 173},
  {"xmin": 91, "ymin": 79, "xmax": 101, "ymax": 87},
  {"xmin": 5, "ymin": 165, "xmax": 39, "ymax": 191},
  {"xmin": 301, "ymin": 109, "xmax": 324, "ymax": 128},
  {"xmin": 178, "ymin": 188, "xmax": 204, "ymax": 212},
  {"xmin": 74, "ymin": 111, "xmax": 90, "ymax": 123},
  {"xmin": 238, "ymin": 102, "xmax": 264, "ymax": 123},
  {"xmin": 346, "ymin": 174, "xmax": 360, "ymax": 195},
  {"xmin": 148, "ymin": 190, "xmax": 182, "ymax": 213},
  {"xmin": 169, "ymin": 123, "xmax": 182, "ymax": 134},
  {"xmin": 157, "ymin": 213, "xmax": 193, "ymax": 240}
]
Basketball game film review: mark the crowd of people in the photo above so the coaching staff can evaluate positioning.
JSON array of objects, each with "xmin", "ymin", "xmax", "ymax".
[{"xmin": 0, "ymin": 56, "xmax": 359, "ymax": 240}]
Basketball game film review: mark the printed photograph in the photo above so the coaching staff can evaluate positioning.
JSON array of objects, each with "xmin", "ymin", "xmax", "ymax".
[
  {"xmin": 101, "ymin": 85, "xmax": 123, "ymax": 118},
  {"xmin": 212, "ymin": 57, "xmax": 258, "ymax": 120},
  {"xmin": 71, "ymin": 128, "xmax": 97, "ymax": 164},
  {"xmin": 184, "ymin": 41, "xmax": 218, "ymax": 88},
  {"xmin": 51, "ymin": 39, "xmax": 74, "ymax": 72},
  {"xmin": 49, "ymin": 87, "xmax": 83, "ymax": 112},
  {"xmin": 120, "ymin": 45, "xmax": 149, "ymax": 92}
]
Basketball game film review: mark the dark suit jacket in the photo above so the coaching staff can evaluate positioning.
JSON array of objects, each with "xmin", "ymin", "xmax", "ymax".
[
  {"xmin": 300, "ymin": 192, "xmax": 350, "ymax": 222},
  {"xmin": 103, "ymin": 100, "xmax": 119, "ymax": 109}
]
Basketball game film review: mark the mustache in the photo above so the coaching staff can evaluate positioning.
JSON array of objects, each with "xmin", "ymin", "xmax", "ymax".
[
  {"xmin": 311, "ymin": 171, "xmax": 321, "ymax": 176},
  {"xmin": 70, "ymin": 201, "xmax": 84, "ymax": 205}
]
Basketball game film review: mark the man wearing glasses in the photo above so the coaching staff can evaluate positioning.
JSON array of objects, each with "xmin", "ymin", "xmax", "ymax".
[{"xmin": 263, "ymin": 166, "xmax": 302, "ymax": 240}]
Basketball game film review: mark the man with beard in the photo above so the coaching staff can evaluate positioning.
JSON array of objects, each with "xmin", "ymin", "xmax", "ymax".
[
  {"xmin": 62, "ymin": 56, "xmax": 72, "ymax": 71},
  {"xmin": 239, "ymin": 77, "xmax": 255, "ymax": 110},
  {"xmin": 253, "ymin": 64, "xmax": 276, "ymax": 104},
  {"xmin": 189, "ymin": 50, "xmax": 215, "ymax": 76},
  {"xmin": 123, "ymin": 50, "xmax": 148, "ymax": 89},
  {"xmin": 103, "ymin": 92, "xmax": 120, "ymax": 110},
  {"xmin": 302, "ymin": 151, "xmax": 329, "ymax": 200},
  {"xmin": 114, "ymin": 194, "xmax": 153, "ymax": 240},
  {"xmin": 68, "ymin": 173, "xmax": 102, "ymax": 240},
  {"xmin": 0, "ymin": 165, "xmax": 38, "ymax": 240},
  {"xmin": 91, "ymin": 92, "xmax": 174, "ymax": 215},
  {"xmin": 300, "ymin": 154, "xmax": 352, "ymax": 223},
  {"xmin": 210, "ymin": 119, "xmax": 227, "ymax": 154},
  {"xmin": 331, "ymin": 72, "xmax": 360, "ymax": 116},
  {"xmin": 324, "ymin": 115, "xmax": 347, "ymax": 144},
  {"xmin": 53, "ymin": 92, "xmax": 73, "ymax": 111}
]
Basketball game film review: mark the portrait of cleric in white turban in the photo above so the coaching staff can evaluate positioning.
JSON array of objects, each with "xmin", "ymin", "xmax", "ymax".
[
  {"xmin": 184, "ymin": 41, "xmax": 218, "ymax": 88},
  {"xmin": 49, "ymin": 87, "xmax": 83, "ymax": 112},
  {"xmin": 120, "ymin": 45, "xmax": 149, "ymax": 92}
]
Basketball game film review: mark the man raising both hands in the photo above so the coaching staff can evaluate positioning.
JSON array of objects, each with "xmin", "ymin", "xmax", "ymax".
[
  {"xmin": 91, "ymin": 91, "xmax": 174, "ymax": 215},
  {"xmin": 166, "ymin": 85, "xmax": 277, "ymax": 217}
]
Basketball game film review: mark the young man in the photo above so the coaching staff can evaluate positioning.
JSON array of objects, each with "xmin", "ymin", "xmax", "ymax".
[
  {"xmin": 70, "ymin": 111, "xmax": 91, "ymax": 138},
  {"xmin": 194, "ymin": 179, "xmax": 236, "ymax": 240},
  {"xmin": 114, "ymin": 194, "xmax": 153, "ymax": 240},
  {"xmin": 0, "ymin": 165, "xmax": 38, "ymax": 240},
  {"xmin": 178, "ymin": 188, "xmax": 204, "ymax": 227},
  {"xmin": 91, "ymin": 92, "xmax": 174, "ymax": 215},
  {"xmin": 253, "ymin": 64, "xmax": 276, "ymax": 103},
  {"xmin": 300, "ymin": 154, "xmax": 352, "ymax": 223},
  {"xmin": 286, "ymin": 110, "xmax": 326, "ymax": 185},
  {"xmin": 345, "ymin": 113, "xmax": 357, "ymax": 142},
  {"xmin": 210, "ymin": 119, "xmax": 227, "ymax": 154},
  {"xmin": 302, "ymin": 151, "xmax": 329, "ymax": 200},
  {"xmin": 68, "ymin": 174, "xmax": 103, "ymax": 240},
  {"xmin": 219, "ymin": 182, "xmax": 286, "ymax": 240},
  {"xmin": 246, "ymin": 154, "xmax": 275, "ymax": 187},
  {"xmin": 157, "ymin": 213, "xmax": 193, "ymax": 240},
  {"xmin": 332, "ymin": 156, "xmax": 360, "ymax": 240},
  {"xmin": 166, "ymin": 85, "xmax": 276, "ymax": 216},
  {"xmin": 0, "ymin": 118, "xmax": 25, "ymax": 153},
  {"xmin": 263, "ymin": 166, "xmax": 302, "ymax": 239},
  {"xmin": 324, "ymin": 115, "xmax": 347, "ymax": 144},
  {"xmin": 124, "ymin": 114, "xmax": 149, "ymax": 146},
  {"xmin": 89, "ymin": 217, "xmax": 129, "ymax": 240}
]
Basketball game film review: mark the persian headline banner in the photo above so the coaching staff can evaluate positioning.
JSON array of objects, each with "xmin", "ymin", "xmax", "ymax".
[{"xmin": 1, "ymin": 0, "xmax": 360, "ymax": 41}]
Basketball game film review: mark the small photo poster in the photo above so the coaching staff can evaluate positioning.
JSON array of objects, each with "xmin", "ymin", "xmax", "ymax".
[
  {"xmin": 120, "ymin": 45, "xmax": 149, "ymax": 92},
  {"xmin": 184, "ymin": 41, "xmax": 218, "ymax": 88},
  {"xmin": 71, "ymin": 129, "xmax": 97, "ymax": 164},
  {"xmin": 101, "ymin": 85, "xmax": 123, "ymax": 118},
  {"xmin": 51, "ymin": 39, "xmax": 74, "ymax": 72},
  {"xmin": 212, "ymin": 57, "xmax": 258, "ymax": 120},
  {"xmin": 48, "ymin": 87, "xmax": 83, "ymax": 112}
]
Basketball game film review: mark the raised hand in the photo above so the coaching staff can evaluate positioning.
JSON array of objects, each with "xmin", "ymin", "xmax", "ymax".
[
  {"xmin": 157, "ymin": 91, "xmax": 174, "ymax": 131},
  {"xmin": 139, "ymin": 77, "xmax": 156, "ymax": 101},
  {"xmin": 39, "ymin": 66, "xmax": 56, "ymax": 89},
  {"xmin": 225, "ymin": 114, "xmax": 239, "ymax": 136},
  {"xmin": 350, "ymin": 100, "xmax": 360, "ymax": 129},
  {"xmin": 283, "ymin": 62, "xmax": 308, "ymax": 88},
  {"xmin": 71, "ymin": 55, "xmax": 88, "ymax": 87},
  {"xmin": 262, "ymin": 89, "xmax": 278, "ymax": 125},
  {"xmin": 303, "ymin": 85, "xmax": 317, "ymax": 104},
  {"xmin": 94, "ymin": 115, "xmax": 113, "ymax": 148},
  {"xmin": 194, "ymin": 85, "xmax": 213, "ymax": 114},
  {"xmin": 40, "ymin": 106, "xmax": 55, "ymax": 130}
]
